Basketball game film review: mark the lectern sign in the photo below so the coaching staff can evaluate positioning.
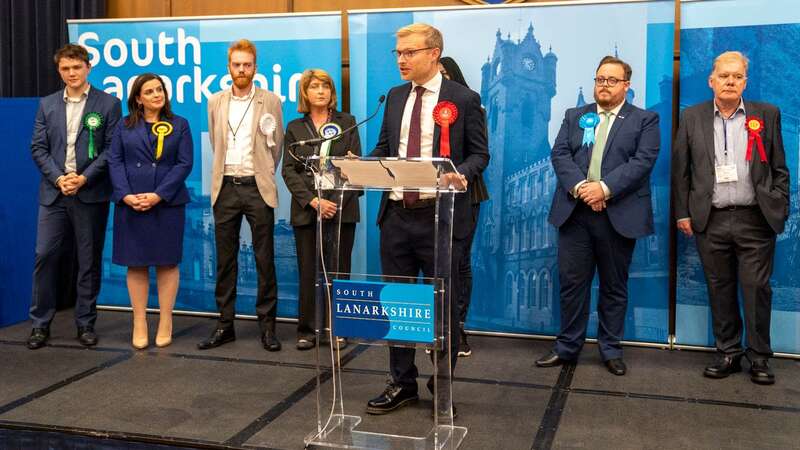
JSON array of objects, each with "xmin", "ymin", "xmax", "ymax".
[{"xmin": 332, "ymin": 280, "xmax": 434, "ymax": 344}]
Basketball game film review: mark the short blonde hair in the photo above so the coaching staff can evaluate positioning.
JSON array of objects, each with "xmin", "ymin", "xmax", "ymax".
[
  {"xmin": 228, "ymin": 39, "xmax": 257, "ymax": 64},
  {"xmin": 297, "ymin": 69, "xmax": 338, "ymax": 113},
  {"xmin": 396, "ymin": 23, "xmax": 444, "ymax": 55},
  {"xmin": 711, "ymin": 51, "xmax": 749, "ymax": 76}
]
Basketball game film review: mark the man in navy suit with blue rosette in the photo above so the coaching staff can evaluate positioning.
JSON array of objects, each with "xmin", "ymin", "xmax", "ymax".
[
  {"xmin": 365, "ymin": 23, "xmax": 489, "ymax": 415},
  {"xmin": 28, "ymin": 44, "xmax": 121, "ymax": 349},
  {"xmin": 536, "ymin": 56, "xmax": 660, "ymax": 376}
]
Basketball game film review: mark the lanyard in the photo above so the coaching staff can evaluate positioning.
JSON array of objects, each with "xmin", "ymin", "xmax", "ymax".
[
  {"xmin": 228, "ymin": 94, "xmax": 255, "ymax": 144},
  {"xmin": 303, "ymin": 111, "xmax": 333, "ymax": 139},
  {"xmin": 718, "ymin": 109, "xmax": 737, "ymax": 165}
]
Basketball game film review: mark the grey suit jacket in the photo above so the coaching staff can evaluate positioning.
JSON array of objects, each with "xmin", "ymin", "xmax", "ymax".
[{"xmin": 672, "ymin": 100, "xmax": 789, "ymax": 234}]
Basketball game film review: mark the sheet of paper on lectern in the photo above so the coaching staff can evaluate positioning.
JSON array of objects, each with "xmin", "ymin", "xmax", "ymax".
[
  {"xmin": 331, "ymin": 159, "xmax": 439, "ymax": 189},
  {"xmin": 381, "ymin": 160, "xmax": 438, "ymax": 189},
  {"xmin": 331, "ymin": 159, "xmax": 397, "ymax": 188}
]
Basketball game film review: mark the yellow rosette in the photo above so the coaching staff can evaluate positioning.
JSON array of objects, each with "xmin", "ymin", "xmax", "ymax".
[{"xmin": 151, "ymin": 121, "xmax": 173, "ymax": 160}]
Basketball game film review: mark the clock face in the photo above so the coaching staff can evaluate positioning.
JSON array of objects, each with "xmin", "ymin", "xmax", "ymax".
[{"xmin": 522, "ymin": 57, "xmax": 535, "ymax": 71}]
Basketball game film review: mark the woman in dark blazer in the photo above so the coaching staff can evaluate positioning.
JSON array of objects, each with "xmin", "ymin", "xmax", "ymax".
[
  {"xmin": 438, "ymin": 57, "xmax": 490, "ymax": 358},
  {"xmin": 108, "ymin": 73, "xmax": 193, "ymax": 350},
  {"xmin": 282, "ymin": 69, "xmax": 361, "ymax": 350}
]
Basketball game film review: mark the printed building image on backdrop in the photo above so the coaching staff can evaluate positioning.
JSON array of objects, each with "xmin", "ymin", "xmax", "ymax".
[
  {"xmin": 349, "ymin": 1, "xmax": 675, "ymax": 343},
  {"xmin": 68, "ymin": 14, "xmax": 345, "ymax": 319},
  {"xmin": 678, "ymin": 0, "xmax": 800, "ymax": 353}
]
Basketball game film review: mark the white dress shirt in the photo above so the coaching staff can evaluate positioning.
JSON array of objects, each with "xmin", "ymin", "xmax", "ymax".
[
  {"xmin": 390, "ymin": 71, "xmax": 443, "ymax": 201},
  {"xmin": 224, "ymin": 87, "xmax": 256, "ymax": 177},
  {"xmin": 63, "ymin": 85, "xmax": 90, "ymax": 174}
]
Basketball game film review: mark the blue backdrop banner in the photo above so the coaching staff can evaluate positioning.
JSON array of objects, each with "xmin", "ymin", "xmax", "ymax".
[
  {"xmin": 349, "ymin": 2, "xmax": 675, "ymax": 344},
  {"xmin": 0, "ymin": 99, "xmax": 40, "ymax": 327},
  {"xmin": 678, "ymin": 0, "xmax": 800, "ymax": 354},
  {"xmin": 68, "ymin": 14, "xmax": 346, "ymax": 319}
]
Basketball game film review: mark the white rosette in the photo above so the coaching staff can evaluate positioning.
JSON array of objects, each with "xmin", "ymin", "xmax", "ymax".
[{"xmin": 259, "ymin": 113, "xmax": 277, "ymax": 146}]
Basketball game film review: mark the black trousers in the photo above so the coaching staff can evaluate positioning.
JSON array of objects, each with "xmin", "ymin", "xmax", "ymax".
[
  {"xmin": 30, "ymin": 195, "xmax": 109, "ymax": 329},
  {"xmin": 695, "ymin": 207, "xmax": 776, "ymax": 359},
  {"xmin": 294, "ymin": 221, "xmax": 356, "ymax": 338},
  {"xmin": 379, "ymin": 201, "xmax": 461, "ymax": 390},
  {"xmin": 213, "ymin": 181, "xmax": 278, "ymax": 333},
  {"xmin": 554, "ymin": 203, "xmax": 635, "ymax": 361},
  {"xmin": 455, "ymin": 203, "xmax": 480, "ymax": 326}
]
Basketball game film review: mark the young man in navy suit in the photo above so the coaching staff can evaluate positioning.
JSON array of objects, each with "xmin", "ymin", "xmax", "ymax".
[
  {"xmin": 28, "ymin": 44, "xmax": 121, "ymax": 349},
  {"xmin": 365, "ymin": 23, "xmax": 489, "ymax": 415},
  {"xmin": 536, "ymin": 56, "xmax": 660, "ymax": 375}
]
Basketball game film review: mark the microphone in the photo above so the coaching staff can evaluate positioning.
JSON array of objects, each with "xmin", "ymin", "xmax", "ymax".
[{"xmin": 290, "ymin": 94, "xmax": 386, "ymax": 149}]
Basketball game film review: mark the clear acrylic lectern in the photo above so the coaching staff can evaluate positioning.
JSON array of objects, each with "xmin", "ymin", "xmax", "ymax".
[{"xmin": 303, "ymin": 156, "xmax": 467, "ymax": 450}]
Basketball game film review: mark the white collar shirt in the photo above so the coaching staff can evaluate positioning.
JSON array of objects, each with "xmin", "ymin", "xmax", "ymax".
[{"xmin": 224, "ymin": 87, "xmax": 256, "ymax": 176}]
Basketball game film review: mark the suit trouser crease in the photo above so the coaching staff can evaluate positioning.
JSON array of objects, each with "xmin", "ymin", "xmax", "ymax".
[
  {"xmin": 555, "ymin": 204, "xmax": 635, "ymax": 361},
  {"xmin": 380, "ymin": 203, "xmax": 460, "ymax": 390},
  {"xmin": 694, "ymin": 208, "xmax": 775, "ymax": 358},
  {"xmin": 31, "ymin": 196, "xmax": 109, "ymax": 329},
  {"xmin": 213, "ymin": 182, "xmax": 278, "ymax": 333}
]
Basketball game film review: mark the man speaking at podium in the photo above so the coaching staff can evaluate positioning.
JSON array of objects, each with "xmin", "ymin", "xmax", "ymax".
[{"xmin": 365, "ymin": 23, "xmax": 489, "ymax": 416}]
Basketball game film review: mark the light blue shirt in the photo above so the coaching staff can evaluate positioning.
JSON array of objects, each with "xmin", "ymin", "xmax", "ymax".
[{"xmin": 712, "ymin": 100, "xmax": 756, "ymax": 208}]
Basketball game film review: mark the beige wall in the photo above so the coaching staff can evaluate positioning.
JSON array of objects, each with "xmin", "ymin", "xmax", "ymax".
[{"xmin": 108, "ymin": 0, "xmax": 470, "ymax": 17}]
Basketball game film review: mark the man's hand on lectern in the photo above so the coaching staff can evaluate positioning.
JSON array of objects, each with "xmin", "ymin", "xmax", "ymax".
[{"xmin": 439, "ymin": 173, "xmax": 468, "ymax": 190}]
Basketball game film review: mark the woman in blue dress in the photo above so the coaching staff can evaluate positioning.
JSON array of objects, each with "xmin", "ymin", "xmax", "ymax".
[{"xmin": 108, "ymin": 73, "xmax": 193, "ymax": 349}]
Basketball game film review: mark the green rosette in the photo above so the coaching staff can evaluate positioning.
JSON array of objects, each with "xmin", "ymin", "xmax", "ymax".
[{"xmin": 83, "ymin": 112, "xmax": 103, "ymax": 160}]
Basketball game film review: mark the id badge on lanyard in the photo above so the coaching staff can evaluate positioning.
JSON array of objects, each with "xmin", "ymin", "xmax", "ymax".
[
  {"xmin": 715, "ymin": 115, "xmax": 738, "ymax": 183},
  {"xmin": 715, "ymin": 164, "xmax": 738, "ymax": 183}
]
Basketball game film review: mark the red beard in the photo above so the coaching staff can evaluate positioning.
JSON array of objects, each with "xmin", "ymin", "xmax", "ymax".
[{"xmin": 232, "ymin": 73, "xmax": 253, "ymax": 90}]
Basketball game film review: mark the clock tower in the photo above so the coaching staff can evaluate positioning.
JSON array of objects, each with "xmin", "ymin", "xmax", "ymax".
[
  {"xmin": 481, "ymin": 22, "xmax": 557, "ymax": 171},
  {"xmin": 471, "ymin": 23, "xmax": 560, "ymax": 328}
]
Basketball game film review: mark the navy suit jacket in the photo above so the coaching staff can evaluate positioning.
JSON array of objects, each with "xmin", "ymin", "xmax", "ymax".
[
  {"xmin": 30, "ymin": 86, "xmax": 122, "ymax": 206},
  {"xmin": 108, "ymin": 115, "xmax": 193, "ymax": 206},
  {"xmin": 548, "ymin": 102, "xmax": 660, "ymax": 239},
  {"xmin": 370, "ymin": 78, "xmax": 490, "ymax": 239}
]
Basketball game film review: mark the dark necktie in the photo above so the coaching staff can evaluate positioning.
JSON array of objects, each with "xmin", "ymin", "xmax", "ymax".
[{"xmin": 403, "ymin": 85, "xmax": 425, "ymax": 207}]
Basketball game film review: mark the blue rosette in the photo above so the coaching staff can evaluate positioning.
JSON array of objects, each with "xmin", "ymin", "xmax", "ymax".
[
  {"xmin": 319, "ymin": 122, "xmax": 342, "ymax": 141},
  {"xmin": 579, "ymin": 112, "xmax": 601, "ymax": 147}
]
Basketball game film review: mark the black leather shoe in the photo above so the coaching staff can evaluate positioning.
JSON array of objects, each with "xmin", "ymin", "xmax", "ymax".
[
  {"xmin": 366, "ymin": 383, "xmax": 418, "ymax": 415},
  {"xmin": 604, "ymin": 358, "xmax": 627, "ymax": 376},
  {"xmin": 535, "ymin": 350, "xmax": 571, "ymax": 367},
  {"xmin": 262, "ymin": 330, "xmax": 282, "ymax": 352},
  {"xmin": 197, "ymin": 327, "xmax": 235, "ymax": 350},
  {"xmin": 426, "ymin": 377, "xmax": 458, "ymax": 418},
  {"xmin": 749, "ymin": 359, "xmax": 775, "ymax": 385},
  {"xmin": 703, "ymin": 354, "xmax": 742, "ymax": 379},
  {"xmin": 27, "ymin": 328, "xmax": 49, "ymax": 350},
  {"xmin": 77, "ymin": 326, "xmax": 98, "ymax": 347}
]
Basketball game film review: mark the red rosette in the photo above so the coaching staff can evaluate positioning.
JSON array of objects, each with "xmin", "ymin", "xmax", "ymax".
[
  {"xmin": 433, "ymin": 101, "xmax": 458, "ymax": 158},
  {"xmin": 745, "ymin": 116, "xmax": 767, "ymax": 162}
]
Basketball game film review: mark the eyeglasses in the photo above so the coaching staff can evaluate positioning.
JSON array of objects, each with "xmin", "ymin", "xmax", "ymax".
[
  {"xmin": 391, "ymin": 47, "xmax": 434, "ymax": 59},
  {"xmin": 715, "ymin": 73, "xmax": 747, "ymax": 82},
  {"xmin": 594, "ymin": 77, "xmax": 628, "ymax": 87}
]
